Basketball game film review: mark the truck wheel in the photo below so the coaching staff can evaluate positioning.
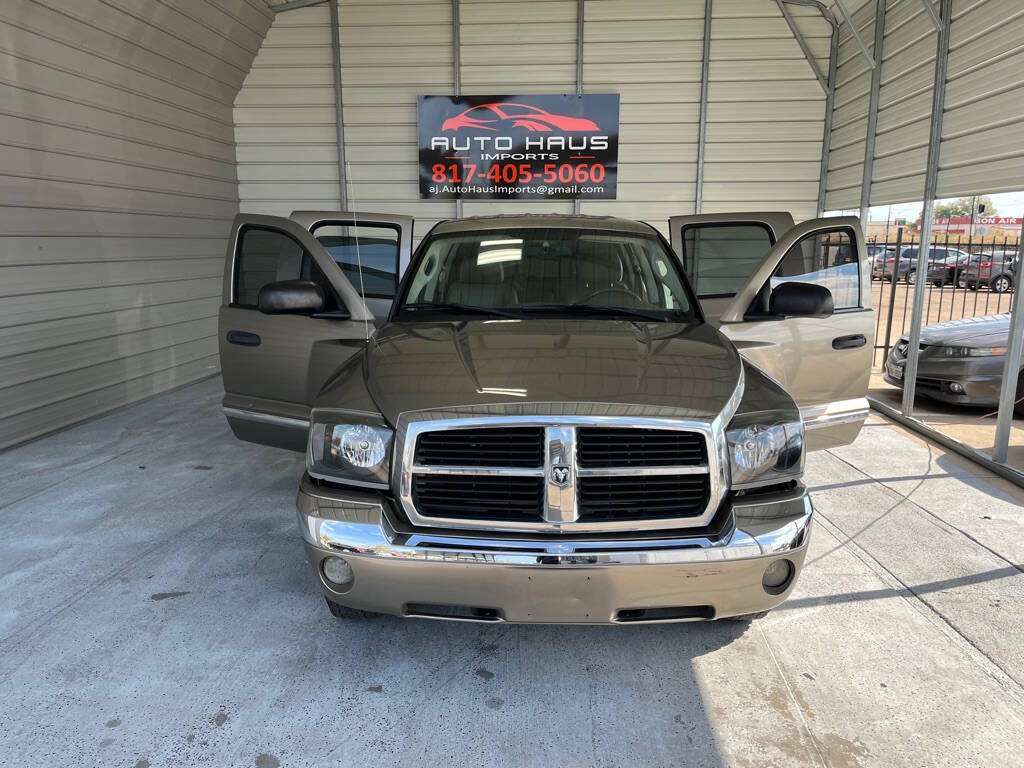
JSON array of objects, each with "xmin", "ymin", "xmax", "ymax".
[
  {"xmin": 1016, "ymin": 372, "xmax": 1024, "ymax": 418},
  {"xmin": 324, "ymin": 597, "xmax": 380, "ymax": 619},
  {"xmin": 991, "ymin": 275, "xmax": 1011, "ymax": 293},
  {"xmin": 905, "ymin": 269, "xmax": 916, "ymax": 284},
  {"xmin": 725, "ymin": 611, "xmax": 769, "ymax": 621}
]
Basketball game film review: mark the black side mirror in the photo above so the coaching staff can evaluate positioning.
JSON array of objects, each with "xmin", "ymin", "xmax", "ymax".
[
  {"xmin": 258, "ymin": 280, "xmax": 325, "ymax": 315},
  {"xmin": 769, "ymin": 282, "xmax": 834, "ymax": 318}
]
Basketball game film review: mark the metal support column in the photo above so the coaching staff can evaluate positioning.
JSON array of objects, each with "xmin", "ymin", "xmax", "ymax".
[
  {"xmin": 859, "ymin": 0, "xmax": 886, "ymax": 224},
  {"xmin": 695, "ymin": 0, "xmax": 712, "ymax": 214},
  {"xmin": 777, "ymin": 0, "xmax": 828, "ymax": 92},
  {"xmin": 328, "ymin": 0, "xmax": 348, "ymax": 210},
  {"xmin": 833, "ymin": 0, "xmax": 876, "ymax": 69},
  {"xmin": 900, "ymin": 0, "xmax": 951, "ymax": 416},
  {"xmin": 816, "ymin": 13, "xmax": 838, "ymax": 216},
  {"xmin": 992, "ymin": 218, "xmax": 1024, "ymax": 463},
  {"xmin": 452, "ymin": 0, "xmax": 462, "ymax": 219},
  {"xmin": 574, "ymin": 0, "xmax": 584, "ymax": 215}
]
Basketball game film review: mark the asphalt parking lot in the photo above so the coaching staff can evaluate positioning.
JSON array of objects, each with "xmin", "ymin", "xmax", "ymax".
[{"xmin": 2, "ymin": 377, "xmax": 1023, "ymax": 767}]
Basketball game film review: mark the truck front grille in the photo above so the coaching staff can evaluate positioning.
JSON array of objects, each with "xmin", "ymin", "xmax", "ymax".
[
  {"xmin": 412, "ymin": 475, "xmax": 544, "ymax": 520},
  {"xmin": 399, "ymin": 419, "xmax": 721, "ymax": 533},
  {"xmin": 414, "ymin": 426, "xmax": 543, "ymax": 468},
  {"xmin": 577, "ymin": 427, "xmax": 706, "ymax": 468},
  {"xmin": 577, "ymin": 475, "xmax": 710, "ymax": 521}
]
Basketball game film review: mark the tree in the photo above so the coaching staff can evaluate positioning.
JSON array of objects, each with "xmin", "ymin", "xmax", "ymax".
[{"xmin": 919, "ymin": 196, "xmax": 998, "ymax": 223}]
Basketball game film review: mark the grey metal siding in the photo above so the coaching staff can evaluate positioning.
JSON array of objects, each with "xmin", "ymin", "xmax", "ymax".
[
  {"xmin": 938, "ymin": 0, "xmax": 1024, "ymax": 197},
  {"xmin": 825, "ymin": 0, "xmax": 876, "ymax": 211},
  {"xmin": 0, "ymin": 0, "xmax": 273, "ymax": 450},
  {"xmin": 703, "ymin": 0, "xmax": 830, "ymax": 223},
  {"xmin": 580, "ymin": 0, "xmax": 705, "ymax": 235},
  {"xmin": 868, "ymin": 0, "xmax": 940, "ymax": 205}
]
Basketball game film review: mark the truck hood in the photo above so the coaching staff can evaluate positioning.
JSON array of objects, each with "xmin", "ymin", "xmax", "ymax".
[
  {"xmin": 914, "ymin": 314, "xmax": 1010, "ymax": 347},
  {"xmin": 359, "ymin": 318, "xmax": 743, "ymax": 424}
]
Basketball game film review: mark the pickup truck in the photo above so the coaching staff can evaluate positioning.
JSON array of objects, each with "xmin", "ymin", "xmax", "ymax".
[{"xmin": 218, "ymin": 211, "xmax": 872, "ymax": 624}]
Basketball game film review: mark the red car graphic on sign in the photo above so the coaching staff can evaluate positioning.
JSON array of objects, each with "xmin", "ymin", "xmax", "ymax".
[{"xmin": 441, "ymin": 102, "xmax": 600, "ymax": 133}]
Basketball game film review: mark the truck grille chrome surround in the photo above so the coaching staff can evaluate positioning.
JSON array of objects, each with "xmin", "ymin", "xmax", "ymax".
[{"xmin": 394, "ymin": 371, "xmax": 743, "ymax": 535}]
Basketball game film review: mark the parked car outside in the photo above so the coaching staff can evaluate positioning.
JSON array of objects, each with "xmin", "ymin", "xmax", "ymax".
[
  {"xmin": 218, "ymin": 210, "xmax": 873, "ymax": 623},
  {"xmin": 884, "ymin": 314, "xmax": 1022, "ymax": 416},
  {"xmin": 926, "ymin": 250, "xmax": 972, "ymax": 287},
  {"xmin": 872, "ymin": 246, "xmax": 968, "ymax": 283},
  {"xmin": 964, "ymin": 250, "xmax": 1019, "ymax": 293},
  {"xmin": 867, "ymin": 244, "xmax": 893, "ymax": 279}
]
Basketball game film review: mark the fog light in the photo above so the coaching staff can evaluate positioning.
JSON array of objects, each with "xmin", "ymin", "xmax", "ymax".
[
  {"xmin": 762, "ymin": 559, "xmax": 793, "ymax": 592},
  {"xmin": 322, "ymin": 556, "xmax": 354, "ymax": 588},
  {"xmin": 948, "ymin": 382, "xmax": 964, "ymax": 394}
]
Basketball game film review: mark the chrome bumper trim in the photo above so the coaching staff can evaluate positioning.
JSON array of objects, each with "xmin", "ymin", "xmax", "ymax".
[
  {"xmin": 297, "ymin": 482, "xmax": 811, "ymax": 567},
  {"xmin": 800, "ymin": 397, "xmax": 869, "ymax": 430}
]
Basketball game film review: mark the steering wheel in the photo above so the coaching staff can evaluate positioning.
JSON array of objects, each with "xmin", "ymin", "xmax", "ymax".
[{"xmin": 576, "ymin": 285, "xmax": 645, "ymax": 305}]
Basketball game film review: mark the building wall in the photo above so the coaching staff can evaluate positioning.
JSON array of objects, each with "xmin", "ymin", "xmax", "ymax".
[
  {"xmin": 236, "ymin": 0, "xmax": 834, "ymax": 240},
  {"xmin": 0, "ymin": 0, "xmax": 273, "ymax": 450},
  {"xmin": 826, "ymin": 0, "xmax": 1024, "ymax": 211}
]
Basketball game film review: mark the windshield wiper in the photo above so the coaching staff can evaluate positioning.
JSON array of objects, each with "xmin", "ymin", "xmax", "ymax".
[
  {"xmin": 401, "ymin": 302, "xmax": 521, "ymax": 319},
  {"xmin": 519, "ymin": 303, "xmax": 676, "ymax": 323}
]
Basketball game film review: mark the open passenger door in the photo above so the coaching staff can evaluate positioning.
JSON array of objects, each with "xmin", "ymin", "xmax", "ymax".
[
  {"xmin": 218, "ymin": 213, "xmax": 412, "ymax": 451},
  {"xmin": 670, "ymin": 214, "xmax": 873, "ymax": 451}
]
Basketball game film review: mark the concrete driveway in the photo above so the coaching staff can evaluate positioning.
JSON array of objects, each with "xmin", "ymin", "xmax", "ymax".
[{"xmin": 1, "ymin": 377, "xmax": 1022, "ymax": 767}]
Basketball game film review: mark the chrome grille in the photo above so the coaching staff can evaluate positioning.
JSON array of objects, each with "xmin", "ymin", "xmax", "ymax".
[
  {"xmin": 412, "ymin": 475, "xmax": 544, "ymax": 520},
  {"xmin": 398, "ymin": 417, "xmax": 722, "ymax": 534},
  {"xmin": 414, "ymin": 426, "xmax": 543, "ymax": 467},
  {"xmin": 577, "ymin": 427, "xmax": 706, "ymax": 468}
]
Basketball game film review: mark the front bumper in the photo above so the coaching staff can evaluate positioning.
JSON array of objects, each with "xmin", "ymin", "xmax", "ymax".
[
  {"xmin": 295, "ymin": 475, "xmax": 812, "ymax": 624},
  {"xmin": 883, "ymin": 351, "xmax": 1005, "ymax": 407}
]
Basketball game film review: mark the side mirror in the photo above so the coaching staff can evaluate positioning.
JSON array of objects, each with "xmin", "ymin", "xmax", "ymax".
[
  {"xmin": 769, "ymin": 282, "xmax": 834, "ymax": 318},
  {"xmin": 258, "ymin": 280, "xmax": 325, "ymax": 315}
]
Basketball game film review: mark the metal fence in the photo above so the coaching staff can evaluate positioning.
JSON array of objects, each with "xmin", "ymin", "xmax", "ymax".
[{"xmin": 867, "ymin": 228, "xmax": 1020, "ymax": 367}]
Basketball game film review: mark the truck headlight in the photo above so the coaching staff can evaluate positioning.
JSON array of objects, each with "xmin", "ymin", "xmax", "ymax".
[
  {"xmin": 308, "ymin": 417, "xmax": 393, "ymax": 488},
  {"xmin": 726, "ymin": 416, "xmax": 803, "ymax": 489}
]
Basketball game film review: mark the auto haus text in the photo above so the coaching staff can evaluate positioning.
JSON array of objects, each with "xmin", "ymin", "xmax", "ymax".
[{"xmin": 430, "ymin": 134, "xmax": 610, "ymax": 161}]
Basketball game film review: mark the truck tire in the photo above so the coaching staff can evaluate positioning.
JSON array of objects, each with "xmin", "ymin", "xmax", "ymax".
[
  {"xmin": 1016, "ymin": 372, "xmax": 1024, "ymax": 419},
  {"xmin": 904, "ymin": 269, "xmax": 916, "ymax": 284},
  {"xmin": 324, "ymin": 597, "xmax": 380, "ymax": 619}
]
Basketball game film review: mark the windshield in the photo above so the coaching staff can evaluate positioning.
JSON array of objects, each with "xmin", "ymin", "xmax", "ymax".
[{"xmin": 395, "ymin": 227, "xmax": 697, "ymax": 322}]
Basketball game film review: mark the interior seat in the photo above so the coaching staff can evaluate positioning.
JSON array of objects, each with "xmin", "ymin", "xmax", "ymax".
[{"xmin": 442, "ymin": 245, "xmax": 519, "ymax": 307}]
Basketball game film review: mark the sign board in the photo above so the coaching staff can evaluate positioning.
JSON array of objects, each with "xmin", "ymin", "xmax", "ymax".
[{"xmin": 417, "ymin": 94, "xmax": 619, "ymax": 200}]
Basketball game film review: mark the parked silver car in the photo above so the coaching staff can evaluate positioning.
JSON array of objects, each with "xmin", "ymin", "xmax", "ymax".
[{"xmin": 884, "ymin": 314, "xmax": 1023, "ymax": 416}]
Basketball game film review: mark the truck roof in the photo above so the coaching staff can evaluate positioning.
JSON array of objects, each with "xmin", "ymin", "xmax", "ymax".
[{"xmin": 430, "ymin": 214, "xmax": 658, "ymax": 237}]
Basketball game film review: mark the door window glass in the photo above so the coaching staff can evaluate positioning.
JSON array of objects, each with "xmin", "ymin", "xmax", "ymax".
[
  {"xmin": 234, "ymin": 227, "xmax": 305, "ymax": 308},
  {"xmin": 771, "ymin": 228, "xmax": 859, "ymax": 310},
  {"xmin": 313, "ymin": 223, "xmax": 400, "ymax": 299},
  {"xmin": 680, "ymin": 224, "xmax": 774, "ymax": 298}
]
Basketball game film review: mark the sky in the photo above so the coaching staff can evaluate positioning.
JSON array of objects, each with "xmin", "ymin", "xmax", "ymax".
[{"xmin": 863, "ymin": 191, "xmax": 1024, "ymax": 222}]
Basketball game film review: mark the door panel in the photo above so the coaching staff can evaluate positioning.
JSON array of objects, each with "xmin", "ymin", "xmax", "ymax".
[
  {"xmin": 721, "ymin": 215, "xmax": 872, "ymax": 450},
  {"xmin": 668, "ymin": 212, "xmax": 794, "ymax": 322},
  {"xmin": 669, "ymin": 213, "xmax": 873, "ymax": 450},
  {"xmin": 219, "ymin": 214, "xmax": 375, "ymax": 451},
  {"xmin": 290, "ymin": 211, "xmax": 413, "ymax": 323}
]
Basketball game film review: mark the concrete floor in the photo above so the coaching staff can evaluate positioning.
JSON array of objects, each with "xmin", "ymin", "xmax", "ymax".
[{"xmin": 1, "ymin": 377, "xmax": 1023, "ymax": 768}]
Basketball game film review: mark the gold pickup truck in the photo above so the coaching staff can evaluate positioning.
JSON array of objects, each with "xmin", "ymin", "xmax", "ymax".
[{"xmin": 218, "ymin": 212, "xmax": 872, "ymax": 624}]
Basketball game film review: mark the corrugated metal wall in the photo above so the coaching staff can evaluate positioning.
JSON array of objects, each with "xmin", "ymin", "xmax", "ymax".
[
  {"xmin": 580, "ymin": 0, "xmax": 704, "ymax": 234},
  {"xmin": 0, "ymin": 0, "xmax": 273, "ymax": 450},
  {"xmin": 237, "ymin": 0, "xmax": 834, "ymax": 239},
  {"xmin": 704, "ymin": 0, "xmax": 830, "ymax": 223},
  {"xmin": 939, "ymin": 0, "xmax": 1024, "ymax": 198},
  {"xmin": 824, "ymin": 0, "xmax": 875, "ymax": 211},
  {"xmin": 826, "ymin": 0, "xmax": 1024, "ymax": 210},
  {"xmin": 235, "ymin": 5, "xmax": 339, "ymax": 216}
]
